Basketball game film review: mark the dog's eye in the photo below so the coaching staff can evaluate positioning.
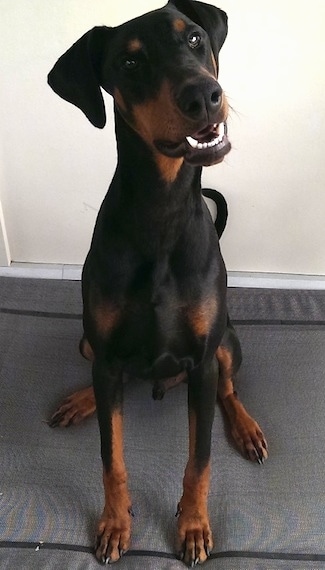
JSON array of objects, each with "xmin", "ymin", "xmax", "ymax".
[
  {"xmin": 188, "ymin": 32, "xmax": 201, "ymax": 49},
  {"xmin": 121, "ymin": 57, "xmax": 139, "ymax": 71}
]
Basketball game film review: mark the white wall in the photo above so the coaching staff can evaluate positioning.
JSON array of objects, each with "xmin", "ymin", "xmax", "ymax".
[
  {"xmin": 213, "ymin": 0, "xmax": 325, "ymax": 275},
  {"xmin": 0, "ymin": 0, "xmax": 324, "ymax": 274}
]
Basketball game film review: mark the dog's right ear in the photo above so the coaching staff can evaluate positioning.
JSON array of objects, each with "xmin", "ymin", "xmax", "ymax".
[
  {"xmin": 48, "ymin": 26, "xmax": 114, "ymax": 128},
  {"xmin": 168, "ymin": 0, "xmax": 228, "ymax": 58}
]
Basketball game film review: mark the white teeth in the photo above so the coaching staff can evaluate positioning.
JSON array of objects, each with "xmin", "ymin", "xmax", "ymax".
[
  {"xmin": 186, "ymin": 136, "xmax": 199, "ymax": 148},
  {"xmin": 186, "ymin": 122, "xmax": 226, "ymax": 151},
  {"xmin": 218, "ymin": 122, "xmax": 225, "ymax": 139}
]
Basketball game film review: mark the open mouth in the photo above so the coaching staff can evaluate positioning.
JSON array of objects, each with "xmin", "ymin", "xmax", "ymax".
[
  {"xmin": 155, "ymin": 122, "xmax": 231, "ymax": 166},
  {"xmin": 186, "ymin": 122, "xmax": 227, "ymax": 150}
]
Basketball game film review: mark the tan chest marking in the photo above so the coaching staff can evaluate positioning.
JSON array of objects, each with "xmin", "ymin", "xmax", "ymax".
[{"xmin": 187, "ymin": 297, "xmax": 218, "ymax": 337}]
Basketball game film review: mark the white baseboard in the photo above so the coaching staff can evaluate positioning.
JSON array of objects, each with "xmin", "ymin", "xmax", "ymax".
[
  {"xmin": 0, "ymin": 262, "xmax": 83, "ymax": 280},
  {"xmin": 228, "ymin": 271, "xmax": 325, "ymax": 290},
  {"xmin": 0, "ymin": 262, "xmax": 325, "ymax": 289},
  {"xmin": 0, "ymin": 201, "xmax": 11, "ymax": 266}
]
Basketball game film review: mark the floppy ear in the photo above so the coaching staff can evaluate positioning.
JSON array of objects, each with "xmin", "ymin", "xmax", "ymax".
[
  {"xmin": 168, "ymin": 0, "xmax": 228, "ymax": 57},
  {"xmin": 48, "ymin": 26, "xmax": 114, "ymax": 128}
]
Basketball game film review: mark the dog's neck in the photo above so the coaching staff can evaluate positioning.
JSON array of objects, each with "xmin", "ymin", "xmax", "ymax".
[
  {"xmin": 114, "ymin": 108, "xmax": 202, "ymax": 195},
  {"xmin": 108, "ymin": 109, "xmax": 204, "ymax": 256}
]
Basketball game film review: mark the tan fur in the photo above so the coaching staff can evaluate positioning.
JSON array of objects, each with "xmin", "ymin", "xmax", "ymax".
[
  {"xmin": 114, "ymin": 88, "xmax": 127, "ymax": 114},
  {"xmin": 173, "ymin": 18, "xmax": 186, "ymax": 32},
  {"xmin": 216, "ymin": 345, "xmax": 234, "ymax": 397},
  {"xmin": 97, "ymin": 411, "xmax": 132, "ymax": 563},
  {"xmin": 94, "ymin": 302, "xmax": 121, "ymax": 338},
  {"xmin": 177, "ymin": 410, "xmax": 213, "ymax": 564},
  {"xmin": 128, "ymin": 38, "xmax": 143, "ymax": 52},
  {"xmin": 154, "ymin": 152, "xmax": 184, "ymax": 183},
  {"xmin": 187, "ymin": 297, "xmax": 218, "ymax": 337}
]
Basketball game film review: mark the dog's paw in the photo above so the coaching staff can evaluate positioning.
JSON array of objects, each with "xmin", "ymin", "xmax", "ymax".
[
  {"xmin": 231, "ymin": 413, "xmax": 268, "ymax": 464},
  {"xmin": 95, "ymin": 512, "xmax": 132, "ymax": 564},
  {"xmin": 48, "ymin": 386, "xmax": 96, "ymax": 427},
  {"xmin": 176, "ymin": 506, "xmax": 213, "ymax": 566},
  {"xmin": 222, "ymin": 394, "xmax": 268, "ymax": 464}
]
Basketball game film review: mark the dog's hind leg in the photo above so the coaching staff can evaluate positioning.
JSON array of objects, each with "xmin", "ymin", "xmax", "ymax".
[
  {"xmin": 79, "ymin": 334, "xmax": 94, "ymax": 361},
  {"xmin": 216, "ymin": 319, "xmax": 268, "ymax": 463},
  {"xmin": 49, "ymin": 335, "xmax": 95, "ymax": 428},
  {"xmin": 49, "ymin": 386, "xmax": 96, "ymax": 427}
]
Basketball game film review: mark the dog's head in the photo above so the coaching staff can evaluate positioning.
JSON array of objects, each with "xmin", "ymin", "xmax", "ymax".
[{"xmin": 48, "ymin": 0, "xmax": 230, "ymax": 168}]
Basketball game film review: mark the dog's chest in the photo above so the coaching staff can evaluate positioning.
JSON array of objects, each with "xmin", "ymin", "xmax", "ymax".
[{"xmin": 102, "ymin": 256, "xmax": 220, "ymax": 377}]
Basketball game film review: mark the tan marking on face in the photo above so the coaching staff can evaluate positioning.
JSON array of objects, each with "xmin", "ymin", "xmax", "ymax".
[
  {"xmin": 198, "ymin": 65, "xmax": 217, "ymax": 80},
  {"xmin": 219, "ymin": 91, "xmax": 229, "ymax": 122},
  {"xmin": 131, "ymin": 80, "xmax": 188, "ymax": 146},
  {"xmin": 114, "ymin": 88, "xmax": 127, "ymax": 114},
  {"xmin": 173, "ymin": 18, "xmax": 186, "ymax": 32},
  {"xmin": 211, "ymin": 51, "xmax": 218, "ymax": 77},
  {"xmin": 129, "ymin": 80, "xmax": 191, "ymax": 179},
  {"xmin": 187, "ymin": 297, "xmax": 218, "ymax": 337},
  {"xmin": 128, "ymin": 38, "xmax": 142, "ymax": 52}
]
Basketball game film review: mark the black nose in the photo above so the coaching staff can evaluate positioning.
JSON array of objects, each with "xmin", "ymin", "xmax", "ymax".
[{"xmin": 177, "ymin": 79, "xmax": 223, "ymax": 122}]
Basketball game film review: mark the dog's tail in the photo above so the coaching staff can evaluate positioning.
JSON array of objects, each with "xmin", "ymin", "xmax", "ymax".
[{"xmin": 202, "ymin": 188, "xmax": 228, "ymax": 239}]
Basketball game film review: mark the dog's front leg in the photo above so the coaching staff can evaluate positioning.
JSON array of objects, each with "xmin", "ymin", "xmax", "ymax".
[
  {"xmin": 176, "ymin": 359, "xmax": 218, "ymax": 566},
  {"xmin": 92, "ymin": 359, "xmax": 132, "ymax": 564}
]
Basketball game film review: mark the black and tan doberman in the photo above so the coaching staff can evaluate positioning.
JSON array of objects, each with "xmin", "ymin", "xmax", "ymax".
[{"xmin": 48, "ymin": 0, "xmax": 268, "ymax": 565}]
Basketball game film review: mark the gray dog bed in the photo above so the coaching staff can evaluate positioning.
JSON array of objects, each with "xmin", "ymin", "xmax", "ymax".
[{"xmin": 1, "ymin": 277, "xmax": 325, "ymax": 569}]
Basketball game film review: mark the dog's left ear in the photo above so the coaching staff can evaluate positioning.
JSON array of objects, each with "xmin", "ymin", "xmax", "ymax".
[
  {"xmin": 48, "ymin": 26, "xmax": 115, "ymax": 128},
  {"xmin": 168, "ymin": 0, "xmax": 228, "ymax": 56}
]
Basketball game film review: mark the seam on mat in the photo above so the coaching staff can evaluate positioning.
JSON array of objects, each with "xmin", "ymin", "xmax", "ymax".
[
  {"xmin": 0, "ymin": 308, "xmax": 82, "ymax": 320},
  {"xmin": 232, "ymin": 319, "xmax": 325, "ymax": 326},
  {"xmin": 1, "ymin": 543, "xmax": 325, "ymax": 562},
  {"xmin": 1, "ymin": 308, "xmax": 325, "ymax": 326}
]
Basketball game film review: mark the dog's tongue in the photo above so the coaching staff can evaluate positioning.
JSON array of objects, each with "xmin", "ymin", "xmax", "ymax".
[
  {"xmin": 192, "ymin": 123, "xmax": 218, "ymax": 143},
  {"xmin": 186, "ymin": 123, "xmax": 226, "ymax": 150}
]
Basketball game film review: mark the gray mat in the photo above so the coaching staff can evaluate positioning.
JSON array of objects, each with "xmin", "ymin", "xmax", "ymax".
[{"xmin": 1, "ymin": 277, "xmax": 325, "ymax": 569}]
